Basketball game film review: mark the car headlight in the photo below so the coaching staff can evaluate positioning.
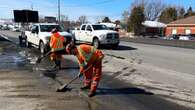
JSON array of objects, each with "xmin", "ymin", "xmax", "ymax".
[
  {"xmin": 100, "ymin": 34, "xmax": 106, "ymax": 39},
  {"xmin": 45, "ymin": 36, "xmax": 51, "ymax": 42}
]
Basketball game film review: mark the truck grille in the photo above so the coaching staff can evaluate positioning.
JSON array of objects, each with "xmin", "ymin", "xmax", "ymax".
[{"xmin": 107, "ymin": 33, "xmax": 119, "ymax": 39}]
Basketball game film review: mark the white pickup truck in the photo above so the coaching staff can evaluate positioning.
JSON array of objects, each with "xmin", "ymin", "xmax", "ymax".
[
  {"xmin": 24, "ymin": 23, "xmax": 73, "ymax": 54},
  {"xmin": 73, "ymin": 24, "xmax": 120, "ymax": 48}
]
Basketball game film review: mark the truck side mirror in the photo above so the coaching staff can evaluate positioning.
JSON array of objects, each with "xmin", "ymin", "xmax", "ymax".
[
  {"xmin": 32, "ymin": 29, "xmax": 39, "ymax": 34},
  {"xmin": 31, "ymin": 30, "xmax": 36, "ymax": 33},
  {"xmin": 35, "ymin": 30, "xmax": 39, "ymax": 34}
]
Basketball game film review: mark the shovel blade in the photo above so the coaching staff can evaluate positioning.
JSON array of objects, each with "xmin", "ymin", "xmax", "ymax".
[{"xmin": 56, "ymin": 84, "xmax": 68, "ymax": 92}]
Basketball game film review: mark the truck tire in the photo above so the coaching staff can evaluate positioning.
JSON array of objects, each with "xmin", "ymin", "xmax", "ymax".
[
  {"xmin": 39, "ymin": 41, "xmax": 45, "ymax": 54},
  {"xmin": 112, "ymin": 43, "xmax": 119, "ymax": 49},
  {"xmin": 92, "ymin": 38, "xmax": 100, "ymax": 48}
]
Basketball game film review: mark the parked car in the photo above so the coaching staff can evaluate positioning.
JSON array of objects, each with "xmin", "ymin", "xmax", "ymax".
[
  {"xmin": 1, "ymin": 25, "xmax": 10, "ymax": 30},
  {"xmin": 73, "ymin": 24, "xmax": 120, "ymax": 48},
  {"xmin": 179, "ymin": 35, "xmax": 190, "ymax": 40},
  {"xmin": 188, "ymin": 34, "xmax": 195, "ymax": 41},
  {"xmin": 24, "ymin": 23, "xmax": 73, "ymax": 54},
  {"xmin": 169, "ymin": 34, "xmax": 179, "ymax": 40},
  {"xmin": 12, "ymin": 26, "xmax": 20, "ymax": 32},
  {"xmin": 0, "ymin": 25, "xmax": 3, "ymax": 30}
]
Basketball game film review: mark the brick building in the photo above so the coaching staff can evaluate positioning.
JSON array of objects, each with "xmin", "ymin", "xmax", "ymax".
[{"xmin": 166, "ymin": 16, "xmax": 195, "ymax": 36}]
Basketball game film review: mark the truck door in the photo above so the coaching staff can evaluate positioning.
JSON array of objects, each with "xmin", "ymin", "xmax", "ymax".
[
  {"xmin": 85, "ymin": 25, "xmax": 93, "ymax": 42},
  {"xmin": 79, "ymin": 25, "xmax": 86, "ymax": 42},
  {"xmin": 31, "ymin": 25, "xmax": 39, "ymax": 45},
  {"xmin": 34, "ymin": 26, "xmax": 40, "ymax": 46}
]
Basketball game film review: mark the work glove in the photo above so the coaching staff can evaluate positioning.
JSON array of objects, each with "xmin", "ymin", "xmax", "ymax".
[
  {"xmin": 78, "ymin": 72, "xmax": 83, "ymax": 78},
  {"xmin": 83, "ymin": 65, "xmax": 88, "ymax": 70}
]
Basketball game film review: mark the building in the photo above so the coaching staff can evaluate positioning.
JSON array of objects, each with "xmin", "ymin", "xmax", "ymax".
[
  {"xmin": 44, "ymin": 16, "xmax": 56, "ymax": 23},
  {"xmin": 166, "ymin": 16, "xmax": 195, "ymax": 36},
  {"xmin": 141, "ymin": 20, "xmax": 166, "ymax": 37}
]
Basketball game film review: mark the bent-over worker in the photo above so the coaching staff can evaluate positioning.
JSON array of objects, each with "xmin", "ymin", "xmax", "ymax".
[{"xmin": 66, "ymin": 43, "xmax": 104, "ymax": 97}]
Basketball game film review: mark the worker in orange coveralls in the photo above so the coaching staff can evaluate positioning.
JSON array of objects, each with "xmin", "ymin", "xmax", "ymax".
[
  {"xmin": 66, "ymin": 43, "xmax": 104, "ymax": 97},
  {"xmin": 50, "ymin": 28, "xmax": 66, "ymax": 69}
]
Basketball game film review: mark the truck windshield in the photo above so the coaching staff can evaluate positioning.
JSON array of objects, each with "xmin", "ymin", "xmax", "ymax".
[
  {"xmin": 40, "ymin": 25, "xmax": 63, "ymax": 32},
  {"xmin": 92, "ymin": 25, "xmax": 108, "ymax": 30}
]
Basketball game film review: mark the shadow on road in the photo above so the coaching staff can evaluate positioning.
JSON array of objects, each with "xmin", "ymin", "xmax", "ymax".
[
  {"xmin": 101, "ymin": 45, "xmax": 137, "ymax": 51},
  {"xmin": 113, "ymin": 45, "xmax": 137, "ymax": 51},
  {"xmin": 97, "ymin": 87, "xmax": 154, "ymax": 96}
]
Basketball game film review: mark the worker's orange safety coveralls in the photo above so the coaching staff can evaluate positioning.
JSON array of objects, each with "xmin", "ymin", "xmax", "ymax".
[
  {"xmin": 76, "ymin": 44, "xmax": 104, "ymax": 93},
  {"xmin": 49, "ymin": 32, "xmax": 65, "ymax": 66}
]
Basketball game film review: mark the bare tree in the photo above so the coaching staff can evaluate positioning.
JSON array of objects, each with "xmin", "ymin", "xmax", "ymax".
[
  {"xmin": 102, "ymin": 17, "xmax": 111, "ymax": 23},
  {"xmin": 131, "ymin": 0, "xmax": 146, "ymax": 8},
  {"xmin": 158, "ymin": 6, "xmax": 178, "ymax": 24},
  {"xmin": 60, "ymin": 15, "xmax": 69, "ymax": 22},
  {"xmin": 78, "ymin": 16, "xmax": 88, "ymax": 24},
  {"xmin": 144, "ymin": 0, "xmax": 166, "ymax": 21},
  {"xmin": 39, "ymin": 15, "xmax": 45, "ymax": 23},
  {"xmin": 177, "ymin": 7, "xmax": 185, "ymax": 19},
  {"xmin": 122, "ymin": 10, "xmax": 129, "ymax": 23}
]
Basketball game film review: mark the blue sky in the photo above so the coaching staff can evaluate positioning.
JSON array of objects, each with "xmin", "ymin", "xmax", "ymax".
[{"xmin": 0, "ymin": 0, "xmax": 195, "ymax": 22}]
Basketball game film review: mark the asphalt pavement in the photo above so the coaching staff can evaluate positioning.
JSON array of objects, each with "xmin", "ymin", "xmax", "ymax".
[{"xmin": 0, "ymin": 30, "xmax": 193, "ymax": 110}]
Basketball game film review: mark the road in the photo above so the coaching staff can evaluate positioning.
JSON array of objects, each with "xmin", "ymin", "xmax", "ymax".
[
  {"xmin": 103, "ymin": 41, "xmax": 195, "ymax": 108},
  {"xmin": 0, "ymin": 30, "xmax": 194, "ymax": 110}
]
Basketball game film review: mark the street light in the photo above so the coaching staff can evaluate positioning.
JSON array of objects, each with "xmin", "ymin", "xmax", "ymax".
[{"xmin": 58, "ymin": 0, "xmax": 61, "ymax": 24}]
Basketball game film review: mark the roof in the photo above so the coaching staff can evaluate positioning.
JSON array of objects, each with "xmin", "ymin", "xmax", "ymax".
[
  {"xmin": 168, "ymin": 16, "xmax": 195, "ymax": 26},
  {"xmin": 142, "ymin": 21, "xmax": 166, "ymax": 28}
]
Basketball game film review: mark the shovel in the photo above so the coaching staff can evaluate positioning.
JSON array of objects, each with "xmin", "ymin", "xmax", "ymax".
[
  {"xmin": 36, "ymin": 51, "xmax": 52, "ymax": 64},
  {"xmin": 56, "ymin": 56, "xmax": 104, "ymax": 92},
  {"xmin": 56, "ymin": 73, "xmax": 81, "ymax": 92}
]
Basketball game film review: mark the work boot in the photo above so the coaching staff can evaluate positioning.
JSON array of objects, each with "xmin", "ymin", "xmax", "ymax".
[
  {"xmin": 53, "ymin": 61, "xmax": 61, "ymax": 70},
  {"xmin": 80, "ymin": 85, "xmax": 90, "ymax": 90},
  {"xmin": 88, "ymin": 91, "xmax": 96, "ymax": 97},
  {"xmin": 56, "ymin": 60, "xmax": 61, "ymax": 70}
]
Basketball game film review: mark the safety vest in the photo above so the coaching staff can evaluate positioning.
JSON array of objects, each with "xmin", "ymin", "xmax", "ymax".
[
  {"xmin": 50, "ymin": 32, "xmax": 65, "ymax": 52},
  {"xmin": 78, "ymin": 45, "xmax": 97, "ymax": 67}
]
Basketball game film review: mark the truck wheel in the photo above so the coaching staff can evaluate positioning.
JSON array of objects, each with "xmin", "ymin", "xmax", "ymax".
[
  {"xmin": 39, "ymin": 41, "xmax": 45, "ymax": 54},
  {"xmin": 112, "ymin": 43, "xmax": 119, "ymax": 49},
  {"xmin": 93, "ymin": 38, "xmax": 100, "ymax": 48}
]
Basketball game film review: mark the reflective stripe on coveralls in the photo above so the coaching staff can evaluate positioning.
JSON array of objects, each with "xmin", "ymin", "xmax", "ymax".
[{"xmin": 77, "ymin": 46, "xmax": 96, "ymax": 67}]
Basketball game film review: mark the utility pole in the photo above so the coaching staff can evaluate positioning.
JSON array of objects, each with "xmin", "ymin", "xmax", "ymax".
[
  {"xmin": 58, "ymin": 0, "xmax": 61, "ymax": 24},
  {"xmin": 31, "ymin": 3, "xmax": 33, "ymax": 10}
]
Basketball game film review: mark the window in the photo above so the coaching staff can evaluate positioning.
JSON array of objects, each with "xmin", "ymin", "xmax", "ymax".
[
  {"xmin": 31, "ymin": 25, "xmax": 37, "ymax": 31},
  {"xmin": 185, "ymin": 29, "xmax": 191, "ymax": 34},
  {"xmin": 92, "ymin": 25, "xmax": 108, "ymax": 30},
  {"xmin": 40, "ymin": 25, "xmax": 63, "ymax": 32},
  {"xmin": 86, "ymin": 25, "xmax": 92, "ymax": 31},
  {"xmin": 172, "ymin": 29, "xmax": 177, "ymax": 35},
  {"xmin": 35, "ymin": 26, "xmax": 38, "ymax": 32},
  {"xmin": 81, "ymin": 25, "xmax": 86, "ymax": 30}
]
